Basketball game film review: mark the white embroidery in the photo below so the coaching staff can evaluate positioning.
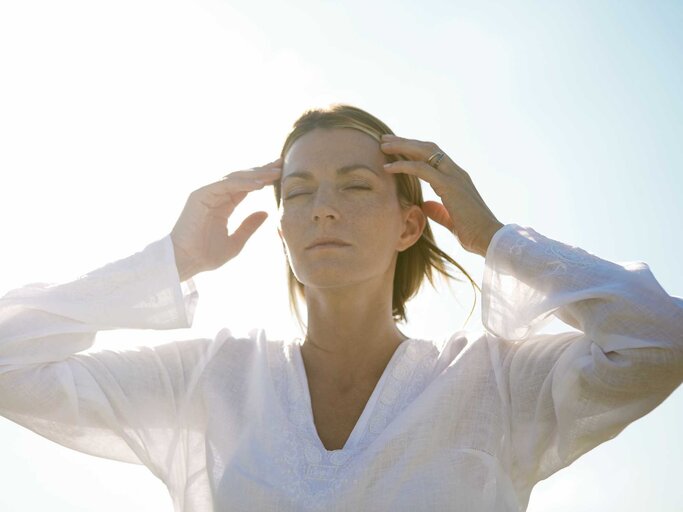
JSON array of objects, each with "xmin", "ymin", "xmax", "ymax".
[
  {"xmin": 507, "ymin": 227, "xmax": 596, "ymax": 280},
  {"xmin": 267, "ymin": 338, "xmax": 438, "ymax": 506}
]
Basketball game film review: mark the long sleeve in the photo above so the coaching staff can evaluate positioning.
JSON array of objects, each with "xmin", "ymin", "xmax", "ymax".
[
  {"xmin": 0, "ymin": 234, "xmax": 216, "ymax": 483},
  {"xmin": 481, "ymin": 224, "xmax": 683, "ymax": 490}
]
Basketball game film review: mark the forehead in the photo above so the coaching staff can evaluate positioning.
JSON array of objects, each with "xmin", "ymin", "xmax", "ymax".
[{"xmin": 283, "ymin": 127, "xmax": 383, "ymax": 175}]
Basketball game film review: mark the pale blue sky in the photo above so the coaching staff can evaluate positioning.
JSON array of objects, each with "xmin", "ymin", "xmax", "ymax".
[{"xmin": 0, "ymin": 0, "xmax": 681, "ymax": 510}]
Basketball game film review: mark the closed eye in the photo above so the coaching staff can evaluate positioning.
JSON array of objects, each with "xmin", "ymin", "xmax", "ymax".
[
  {"xmin": 284, "ymin": 185, "xmax": 372, "ymax": 200},
  {"xmin": 284, "ymin": 191, "xmax": 310, "ymax": 200},
  {"xmin": 343, "ymin": 180, "xmax": 373, "ymax": 193}
]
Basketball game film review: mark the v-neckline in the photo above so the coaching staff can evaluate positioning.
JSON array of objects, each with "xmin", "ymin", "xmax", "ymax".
[{"xmin": 292, "ymin": 338, "xmax": 413, "ymax": 454}]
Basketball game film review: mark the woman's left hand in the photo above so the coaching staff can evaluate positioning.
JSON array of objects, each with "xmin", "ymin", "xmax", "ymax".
[{"xmin": 380, "ymin": 134, "xmax": 504, "ymax": 257}]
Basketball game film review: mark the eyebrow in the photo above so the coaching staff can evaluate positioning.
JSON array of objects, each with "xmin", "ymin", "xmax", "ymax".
[{"xmin": 281, "ymin": 164, "xmax": 380, "ymax": 184}]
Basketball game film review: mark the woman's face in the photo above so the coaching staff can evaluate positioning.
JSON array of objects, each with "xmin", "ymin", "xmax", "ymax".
[{"xmin": 277, "ymin": 127, "xmax": 422, "ymax": 290}]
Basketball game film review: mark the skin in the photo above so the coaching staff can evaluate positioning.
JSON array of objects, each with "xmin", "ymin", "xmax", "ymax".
[
  {"xmin": 277, "ymin": 128, "xmax": 427, "ymax": 391},
  {"xmin": 380, "ymin": 133, "xmax": 504, "ymax": 258},
  {"xmin": 171, "ymin": 125, "xmax": 504, "ymax": 407}
]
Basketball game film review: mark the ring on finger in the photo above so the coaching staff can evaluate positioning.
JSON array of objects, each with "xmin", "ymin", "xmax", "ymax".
[{"xmin": 427, "ymin": 151, "xmax": 446, "ymax": 169}]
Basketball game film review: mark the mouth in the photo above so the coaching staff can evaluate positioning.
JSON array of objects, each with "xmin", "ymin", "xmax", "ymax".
[
  {"xmin": 306, "ymin": 239, "xmax": 351, "ymax": 250},
  {"xmin": 307, "ymin": 243, "xmax": 351, "ymax": 250}
]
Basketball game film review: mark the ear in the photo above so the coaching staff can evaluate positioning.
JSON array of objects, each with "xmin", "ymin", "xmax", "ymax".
[{"xmin": 397, "ymin": 205, "xmax": 426, "ymax": 252}]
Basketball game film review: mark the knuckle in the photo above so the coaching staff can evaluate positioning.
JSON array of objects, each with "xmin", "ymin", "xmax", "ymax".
[{"xmin": 191, "ymin": 189, "xmax": 211, "ymax": 204}]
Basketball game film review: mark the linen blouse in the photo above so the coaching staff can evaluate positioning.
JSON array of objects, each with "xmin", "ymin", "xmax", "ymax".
[{"xmin": 0, "ymin": 224, "xmax": 681, "ymax": 512}]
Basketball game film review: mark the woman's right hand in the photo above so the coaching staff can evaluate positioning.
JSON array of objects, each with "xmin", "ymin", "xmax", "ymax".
[{"xmin": 170, "ymin": 158, "xmax": 282, "ymax": 281}]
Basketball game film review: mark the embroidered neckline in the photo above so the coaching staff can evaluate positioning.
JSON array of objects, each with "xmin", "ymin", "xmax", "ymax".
[
  {"xmin": 291, "ymin": 337, "xmax": 412, "ymax": 455},
  {"xmin": 267, "ymin": 337, "xmax": 438, "ymax": 497}
]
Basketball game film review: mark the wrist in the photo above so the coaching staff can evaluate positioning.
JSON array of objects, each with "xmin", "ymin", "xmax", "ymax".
[
  {"xmin": 474, "ymin": 221, "xmax": 504, "ymax": 257},
  {"xmin": 172, "ymin": 242, "xmax": 201, "ymax": 282}
]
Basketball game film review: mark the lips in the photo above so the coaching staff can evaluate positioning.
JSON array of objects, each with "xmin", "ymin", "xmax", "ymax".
[{"xmin": 306, "ymin": 238, "xmax": 351, "ymax": 249}]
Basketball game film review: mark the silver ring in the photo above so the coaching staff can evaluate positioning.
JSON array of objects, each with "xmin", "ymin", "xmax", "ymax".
[{"xmin": 427, "ymin": 151, "xmax": 445, "ymax": 169}]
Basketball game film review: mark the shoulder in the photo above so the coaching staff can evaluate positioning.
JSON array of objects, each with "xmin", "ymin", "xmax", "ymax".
[
  {"xmin": 201, "ymin": 327, "xmax": 289, "ymax": 376},
  {"xmin": 431, "ymin": 328, "xmax": 516, "ymax": 375}
]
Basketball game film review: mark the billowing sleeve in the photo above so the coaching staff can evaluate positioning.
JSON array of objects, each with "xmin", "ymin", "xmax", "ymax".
[
  {"xmin": 481, "ymin": 224, "xmax": 683, "ymax": 488},
  {"xmin": 0, "ymin": 234, "xmax": 217, "ymax": 482}
]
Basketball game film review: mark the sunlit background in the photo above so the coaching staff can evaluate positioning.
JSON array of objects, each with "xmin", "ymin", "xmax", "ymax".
[{"xmin": 1, "ymin": 0, "xmax": 681, "ymax": 510}]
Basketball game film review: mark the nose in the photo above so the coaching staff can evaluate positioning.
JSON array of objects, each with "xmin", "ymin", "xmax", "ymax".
[{"xmin": 311, "ymin": 187, "xmax": 339, "ymax": 222}]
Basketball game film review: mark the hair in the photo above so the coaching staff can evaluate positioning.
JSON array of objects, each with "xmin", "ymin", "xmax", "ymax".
[{"xmin": 273, "ymin": 103, "xmax": 481, "ymax": 333}]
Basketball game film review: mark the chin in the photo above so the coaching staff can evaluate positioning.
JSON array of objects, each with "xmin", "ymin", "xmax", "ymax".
[
  {"xmin": 295, "ymin": 264, "xmax": 361, "ymax": 285},
  {"xmin": 298, "ymin": 274, "xmax": 355, "ymax": 289}
]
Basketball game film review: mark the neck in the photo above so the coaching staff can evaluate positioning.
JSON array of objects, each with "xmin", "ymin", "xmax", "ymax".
[{"xmin": 300, "ymin": 273, "xmax": 408, "ymax": 389}]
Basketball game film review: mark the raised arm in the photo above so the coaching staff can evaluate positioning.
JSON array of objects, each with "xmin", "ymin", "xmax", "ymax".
[
  {"xmin": 481, "ymin": 224, "xmax": 683, "ymax": 490},
  {"xmin": 0, "ymin": 234, "xmax": 222, "ymax": 481},
  {"xmin": 0, "ymin": 158, "xmax": 283, "ymax": 484}
]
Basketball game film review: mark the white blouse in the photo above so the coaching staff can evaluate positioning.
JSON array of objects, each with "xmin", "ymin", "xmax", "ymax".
[{"xmin": 0, "ymin": 224, "xmax": 681, "ymax": 512}]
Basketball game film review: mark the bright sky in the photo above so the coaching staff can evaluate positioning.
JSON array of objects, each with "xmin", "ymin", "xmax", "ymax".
[{"xmin": 0, "ymin": 0, "xmax": 681, "ymax": 510}]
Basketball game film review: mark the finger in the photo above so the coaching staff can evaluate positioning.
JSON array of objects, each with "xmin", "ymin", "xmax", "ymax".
[
  {"xmin": 383, "ymin": 160, "xmax": 444, "ymax": 185},
  {"xmin": 200, "ymin": 159, "xmax": 282, "ymax": 210},
  {"xmin": 223, "ymin": 167, "xmax": 282, "ymax": 182},
  {"xmin": 381, "ymin": 134, "xmax": 421, "ymax": 142},
  {"xmin": 213, "ymin": 168, "xmax": 281, "ymax": 193},
  {"xmin": 381, "ymin": 140, "xmax": 442, "ymax": 164},
  {"xmin": 381, "ymin": 138, "xmax": 464, "ymax": 175},
  {"xmin": 422, "ymin": 200, "xmax": 455, "ymax": 232},
  {"xmin": 211, "ymin": 175, "xmax": 269, "ymax": 191},
  {"xmin": 228, "ymin": 211, "xmax": 268, "ymax": 255},
  {"xmin": 223, "ymin": 158, "xmax": 283, "ymax": 179},
  {"xmin": 198, "ymin": 177, "xmax": 268, "ymax": 208}
]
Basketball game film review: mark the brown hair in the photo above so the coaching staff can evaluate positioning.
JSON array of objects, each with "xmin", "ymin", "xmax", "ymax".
[{"xmin": 274, "ymin": 104, "xmax": 480, "ymax": 331}]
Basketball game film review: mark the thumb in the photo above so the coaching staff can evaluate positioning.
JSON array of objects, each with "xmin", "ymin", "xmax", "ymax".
[
  {"xmin": 422, "ymin": 201, "xmax": 455, "ymax": 232},
  {"xmin": 229, "ymin": 211, "xmax": 268, "ymax": 252}
]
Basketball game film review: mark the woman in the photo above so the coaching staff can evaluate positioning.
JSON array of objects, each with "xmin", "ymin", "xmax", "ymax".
[{"xmin": 1, "ymin": 104, "xmax": 681, "ymax": 511}]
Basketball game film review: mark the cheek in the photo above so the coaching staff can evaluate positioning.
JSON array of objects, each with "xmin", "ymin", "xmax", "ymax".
[
  {"xmin": 278, "ymin": 210, "xmax": 309, "ymax": 251},
  {"xmin": 279, "ymin": 207, "xmax": 304, "ymax": 232}
]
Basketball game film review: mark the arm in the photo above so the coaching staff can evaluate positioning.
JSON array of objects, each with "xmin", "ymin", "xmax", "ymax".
[
  {"xmin": 481, "ymin": 224, "xmax": 683, "ymax": 488},
  {"xmin": 0, "ymin": 235, "xmax": 219, "ymax": 482}
]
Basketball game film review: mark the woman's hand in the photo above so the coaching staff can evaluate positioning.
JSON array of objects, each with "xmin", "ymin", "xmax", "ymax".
[
  {"xmin": 170, "ymin": 158, "xmax": 282, "ymax": 281},
  {"xmin": 380, "ymin": 134, "xmax": 504, "ymax": 257}
]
